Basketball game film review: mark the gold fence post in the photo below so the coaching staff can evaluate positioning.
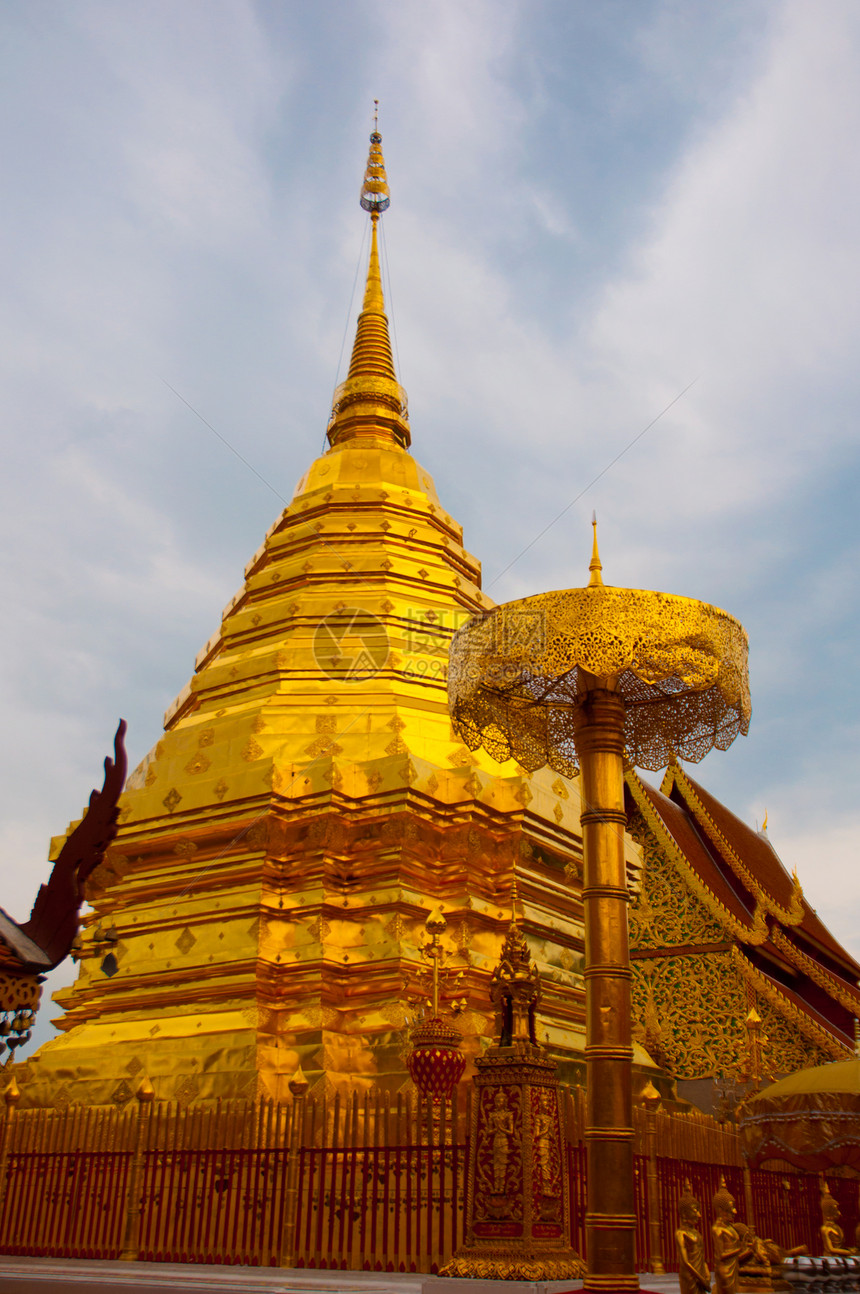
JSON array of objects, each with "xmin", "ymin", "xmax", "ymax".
[
  {"xmin": 742, "ymin": 1162, "xmax": 755, "ymax": 1232},
  {"xmin": 119, "ymin": 1077, "xmax": 154, "ymax": 1261},
  {"xmin": 279, "ymin": 1067, "xmax": 309, "ymax": 1268},
  {"xmin": 0, "ymin": 1078, "xmax": 21, "ymax": 1239},
  {"xmin": 640, "ymin": 1081, "xmax": 665, "ymax": 1274}
]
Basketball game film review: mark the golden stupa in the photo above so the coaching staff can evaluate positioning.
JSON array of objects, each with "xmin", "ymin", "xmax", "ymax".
[{"xmin": 21, "ymin": 120, "xmax": 642, "ymax": 1109}]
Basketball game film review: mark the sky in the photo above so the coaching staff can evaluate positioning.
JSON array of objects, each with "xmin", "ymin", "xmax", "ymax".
[{"xmin": 1, "ymin": 0, "xmax": 859, "ymax": 1056}]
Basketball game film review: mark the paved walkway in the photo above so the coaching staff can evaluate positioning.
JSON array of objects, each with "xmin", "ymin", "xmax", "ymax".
[{"xmin": 0, "ymin": 1258, "xmax": 683, "ymax": 1294}]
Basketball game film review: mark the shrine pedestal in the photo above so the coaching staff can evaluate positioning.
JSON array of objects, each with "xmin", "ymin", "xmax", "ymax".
[{"xmin": 441, "ymin": 1042, "xmax": 584, "ymax": 1281}]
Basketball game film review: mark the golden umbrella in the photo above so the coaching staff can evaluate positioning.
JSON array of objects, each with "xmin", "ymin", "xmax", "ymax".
[
  {"xmin": 740, "ymin": 1057, "xmax": 860, "ymax": 1173},
  {"xmin": 448, "ymin": 525, "xmax": 750, "ymax": 1292}
]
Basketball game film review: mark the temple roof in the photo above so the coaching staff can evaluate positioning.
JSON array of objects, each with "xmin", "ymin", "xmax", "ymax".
[
  {"xmin": 627, "ymin": 762, "xmax": 860, "ymax": 1058},
  {"xmin": 663, "ymin": 764, "xmax": 860, "ymax": 978}
]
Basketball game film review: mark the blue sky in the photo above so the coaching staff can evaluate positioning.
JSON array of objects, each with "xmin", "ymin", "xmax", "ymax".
[{"xmin": 2, "ymin": 1, "xmax": 859, "ymax": 1051}]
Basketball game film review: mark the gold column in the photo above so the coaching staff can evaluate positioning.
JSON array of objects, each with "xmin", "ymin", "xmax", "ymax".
[
  {"xmin": 573, "ymin": 684, "xmax": 638, "ymax": 1292},
  {"xmin": 119, "ymin": 1078, "xmax": 154, "ymax": 1261},
  {"xmin": 640, "ymin": 1080, "xmax": 665, "ymax": 1275},
  {"xmin": 279, "ymin": 1066, "xmax": 309, "ymax": 1268},
  {"xmin": 0, "ymin": 1079, "xmax": 20, "ymax": 1232}
]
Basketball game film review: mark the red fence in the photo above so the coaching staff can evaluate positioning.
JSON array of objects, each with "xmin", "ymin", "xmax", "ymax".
[{"xmin": 0, "ymin": 1086, "xmax": 853, "ymax": 1272}]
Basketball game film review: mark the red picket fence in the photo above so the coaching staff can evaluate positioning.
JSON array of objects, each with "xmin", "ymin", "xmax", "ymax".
[{"xmin": 0, "ymin": 1085, "xmax": 853, "ymax": 1272}]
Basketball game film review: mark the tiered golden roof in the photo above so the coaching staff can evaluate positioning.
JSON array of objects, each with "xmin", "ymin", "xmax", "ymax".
[{"xmin": 20, "ymin": 119, "xmax": 630, "ymax": 1109}]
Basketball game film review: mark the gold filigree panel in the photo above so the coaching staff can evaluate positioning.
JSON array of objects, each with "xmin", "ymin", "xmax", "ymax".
[
  {"xmin": 629, "ymin": 814, "xmax": 725, "ymax": 949},
  {"xmin": 632, "ymin": 951, "xmax": 748, "ymax": 1080},
  {"xmin": 755, "ymin": 997, "xmax": 831, "ymax": 1076}
]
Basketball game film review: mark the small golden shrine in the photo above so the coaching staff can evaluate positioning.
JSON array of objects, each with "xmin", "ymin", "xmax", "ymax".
[
  {"xmin": 20, "ymin": 119, "xmax": 639, "ymax": 1110},
  {"xmin": 443, "ymin": 888, "xmax": 584, "ymax": 1281}
]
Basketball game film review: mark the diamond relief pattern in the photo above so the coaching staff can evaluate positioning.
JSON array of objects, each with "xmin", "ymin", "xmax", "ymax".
[{"xmin": 175, "ymin": 928, "xmax": 197, "ymax": 955}]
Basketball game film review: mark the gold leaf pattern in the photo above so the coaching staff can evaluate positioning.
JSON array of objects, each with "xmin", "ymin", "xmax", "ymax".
[
  {"xmin": 632, "ymin": 950, "xmax": 746, "ymax": 1079},
  {"xmin": 175, "ymin": 1076, "xmax": 200, "ymax": 1108},
  {"xmin": 111, "ymin": 1080, "xmax": 134, "ymax": 1108},
  {"xmin": 305, "ymin": 735, "xmax": 343, "ymax": 759},
  {"xmin": 629, "ymin": 813, "xmax": 725, "ymax": 948}
]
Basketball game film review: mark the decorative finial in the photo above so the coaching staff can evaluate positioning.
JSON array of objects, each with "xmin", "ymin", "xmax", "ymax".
[
  {"xmin": 360, "ymin": 102, "xmax": 390, "ymax": 217},
  {"xmin": 289, "ymin": 1064, "xmax": 309, "ymax": 1097},
  {"xmin": 640, "ymin": 1078, "xmax": 661, "ymax": 1111},
  {"xmin": 136, "ymin": 1076, "xmax": 155, "ymax": 1103},
  {"xmin": 761, "ymin": 810, "xmax": 768, "ymax": 835},
  {"xmin": 588, "ymin": 512, "xmax": 604, "ymax": 588},
  {"xmin": 327, "ymin": 106, "xmax": 409, "ymax": 450}
]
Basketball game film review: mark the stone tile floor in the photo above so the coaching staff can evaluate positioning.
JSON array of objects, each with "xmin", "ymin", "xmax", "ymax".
[{"xmin": 0, "ymin": 1258, "xmax": 683, "ymax": 1294}]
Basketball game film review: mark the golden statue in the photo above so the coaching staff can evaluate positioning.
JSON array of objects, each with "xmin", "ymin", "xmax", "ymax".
[
  {"xmin": 820, "ymin": 1182, "xmax": 856, "ymax": 1256},
  {"xmin": 712, "ymin": 1179, "xmax": 753, "ymax": 1294},
  {"xmin": 732, "ymin": 1222, "xmax": 777, "ymax": 1291},
  {"xmin": 676, "ymin": 1182, "xmax": 711, "ymax": 1294},
  {"xmin": 533, "ymin": 1090, "xmax": 554, "ymax": 1193},
  {"xmin": 489, "ymin": 1090, "xmax": 514, "ymax": 1194}
]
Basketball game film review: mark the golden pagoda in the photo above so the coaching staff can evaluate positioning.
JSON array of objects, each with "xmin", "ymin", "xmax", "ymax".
[{"xmin": 21, "ymin": 118, "xmax": 643, "ymax": 1110}]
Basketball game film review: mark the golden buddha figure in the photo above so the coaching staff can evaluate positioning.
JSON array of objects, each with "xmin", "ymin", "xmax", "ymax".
[
  {"xmin": 712, "ymin": 1179, "xmax": 753, "ymax": 1294},
  {"xmin": 733, "ymin": 1221, "xmax": 780, "ymax": 1291},
  {"xmin": 676, "ymin": 1182, "xmax": 711, "ymax": 1294},
  {"xmin": 820, "ymin": 1183, "xmax": 856, "ymax": 1257}
]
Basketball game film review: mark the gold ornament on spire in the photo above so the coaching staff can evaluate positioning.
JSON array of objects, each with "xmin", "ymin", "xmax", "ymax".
[
  {"xmin": 327, "ymin": 106, "xmax": 409, "ymax": 450},
  {"xmin": 359, "ymin": 101, "xmax": 390, "ymax": 215}
]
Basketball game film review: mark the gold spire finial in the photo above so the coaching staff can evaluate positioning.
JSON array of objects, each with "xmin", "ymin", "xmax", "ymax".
[
  {"xmin": 327, "ymin": 108, "xmax": 410, "ymax": 450},
  {"xmin": 761, "ymin": 810, "xmax": 768, "ymax": 835},
  {"xmin": 510, "ymin": 872, "xmax": 521, "ymax": 929},
  {"xmin": 359, "ymin": 101, "xmax": 390, "ymax": 218},
  {"xmin": 588, "ymin": 512, "xmax": 604, "ymax": 588}
]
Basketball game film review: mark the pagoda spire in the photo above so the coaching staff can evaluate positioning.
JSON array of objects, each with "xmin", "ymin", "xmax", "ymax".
[
  {"xmin": 327, "ymin": 108, "xmax": 410, "ymax": 450},
  {"xmin": 588, "ymin": 513, "xmax": 604, "ymax": 588}
]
